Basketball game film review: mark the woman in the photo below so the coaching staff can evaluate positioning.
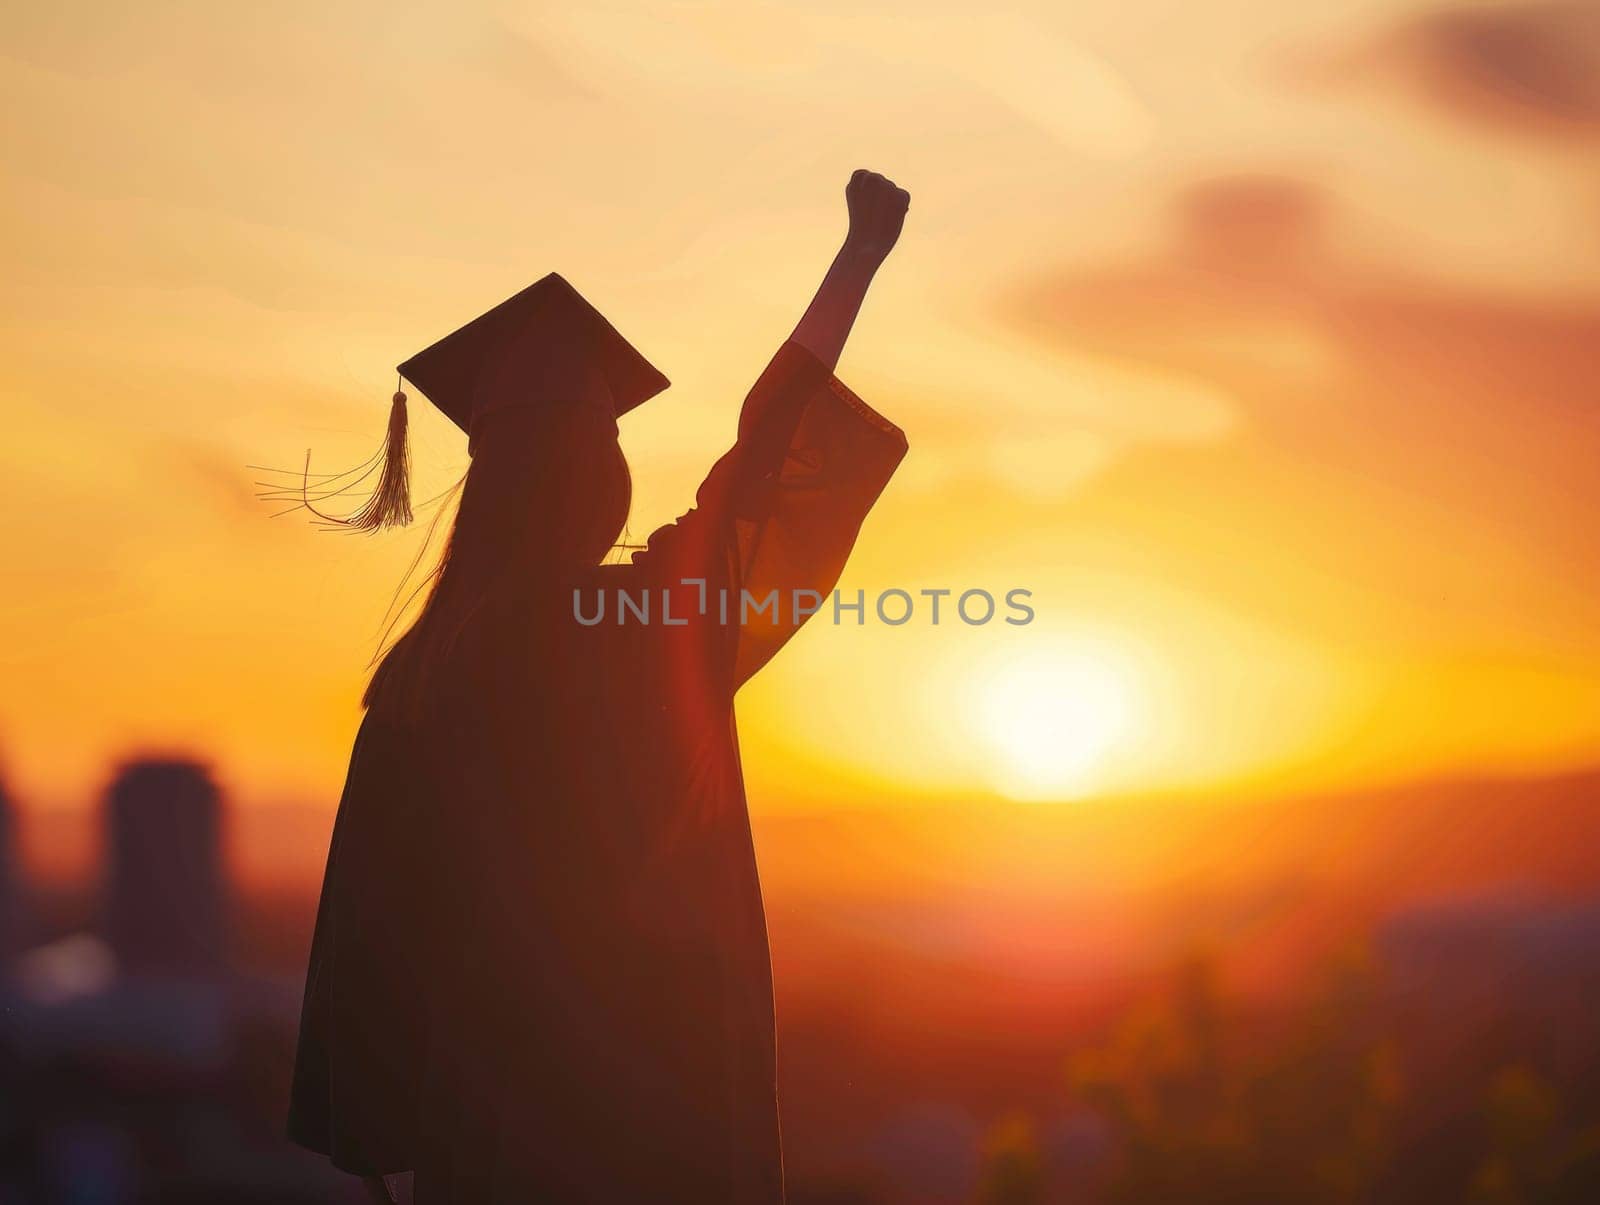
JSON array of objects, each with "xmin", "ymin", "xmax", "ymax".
[{"xmin": 288, "ymin": 170, "xmax": 910, "ymax": 1203}]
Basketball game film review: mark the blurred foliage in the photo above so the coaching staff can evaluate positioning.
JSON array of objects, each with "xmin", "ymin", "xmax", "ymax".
[
  {"xmin": 1470, "ymin": 1067, "xmax": 1600, "ymax": 1205},
  {"xmin": 974, "ymin": 1113, "xmax": 1044, "ymax": 1205},
  {"xmin": 1045, "ymin": 944, "xmax": 1600, "ymax": 1204}
]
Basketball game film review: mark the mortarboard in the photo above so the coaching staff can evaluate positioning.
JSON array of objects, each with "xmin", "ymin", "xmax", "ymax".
[
  {"xmin": 399, "ymin": 272, "xmax": 670, "ymax": 436},
  {"xmin": 285, "ymin": 273, "xmax": 669, "ymax": 532}
]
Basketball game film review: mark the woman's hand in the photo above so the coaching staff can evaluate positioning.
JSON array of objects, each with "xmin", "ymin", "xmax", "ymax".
[
  {"xmin": 789, "ymin": 169, "xmax": 910, "ymax": 371},
  {"xmin": 843, "ymin": 169, "xmax": 910, "ymax": 266}
]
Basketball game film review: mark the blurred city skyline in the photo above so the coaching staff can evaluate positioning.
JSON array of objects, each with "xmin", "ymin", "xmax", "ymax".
[{"xmin": 5, "ymin": 746, "xmax": 1600, "ymax": 1201}]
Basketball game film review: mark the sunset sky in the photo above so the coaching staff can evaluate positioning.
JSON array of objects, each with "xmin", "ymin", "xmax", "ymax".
[{"xmin": 3, "ymin": 0, "xmax": 1598, "ymax": 841}]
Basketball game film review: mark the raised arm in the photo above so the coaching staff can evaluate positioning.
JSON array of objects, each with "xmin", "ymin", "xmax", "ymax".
[
  {"xmin": 788, "ymin": 170, "xmax": 910, "ymax": 372},
  {"xmin": 637, "ymin": 170, "xmax": 911, "ymax": 687}
]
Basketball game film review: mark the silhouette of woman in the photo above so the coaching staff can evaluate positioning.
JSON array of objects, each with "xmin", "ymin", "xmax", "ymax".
[{"xmin": 288, "ymin": 171, "xmax": 909, "ymax": 1203}]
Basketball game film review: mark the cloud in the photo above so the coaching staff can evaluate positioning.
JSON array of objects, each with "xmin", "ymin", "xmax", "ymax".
[
  {"xmin": 1007, "ymin": 169, "xmax": 1600, "ymax": 420},
  {"xmin": 511, "ymin": 2, "xmax": 1151, "ymax": 158},
  {"xmin": 1004, "ymin": 175, "xmax": 1344, "ymax": 394},
  {"xmin": 1004, "ymin": 167, "xmax": 1600, "ymax": 560},
  {"xmin": 1312, "ymin": 1, "xmax": 1600, "ymax": 143},
  {"xmin": 1172, "ymin": 175, "xmax": 1325, "ymax": 270},
  {"xmin": 165, "ymin": 441, "xmax": 264, "ymax": 523}
]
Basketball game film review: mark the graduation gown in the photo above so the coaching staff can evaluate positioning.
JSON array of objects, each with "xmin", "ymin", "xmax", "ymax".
[{"xmin": 287, "ymin": 342, "xmax": 906, "ymax": 1203}]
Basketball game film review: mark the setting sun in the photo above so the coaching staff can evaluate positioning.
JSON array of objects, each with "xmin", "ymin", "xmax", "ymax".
[{"xmin": 973, "ymin": 640, "xmax": 1140, "ymax": 801}]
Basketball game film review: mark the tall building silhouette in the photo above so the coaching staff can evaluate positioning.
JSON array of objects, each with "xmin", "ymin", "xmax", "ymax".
[
  {"xmin": 102, "ymin": 758, "xmax": 229, "ymax": 977},
  {"xmin": 0, "ymin": 764, "xmax": 15, "ymax": 967}
]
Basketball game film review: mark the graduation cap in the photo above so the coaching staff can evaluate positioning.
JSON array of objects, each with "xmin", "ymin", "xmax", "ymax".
[
  {"xmin": 271, "ymin": 273, "xmax": 668, "ymax": 532},
  {"xmin": 401, "ymin": 272, "xmax": 670, "ymax": 437}
]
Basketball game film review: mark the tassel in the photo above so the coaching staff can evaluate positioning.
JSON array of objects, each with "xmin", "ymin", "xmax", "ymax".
[
  {"xmin": 342, "ymin": 381, "xmax": 414, "ymax": 532},
  {"xmin": 251, "ymin": 374, "xmax": 413, "ymax": 532}
]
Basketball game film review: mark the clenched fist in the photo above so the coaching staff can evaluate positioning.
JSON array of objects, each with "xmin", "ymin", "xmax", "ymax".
[{"xmin": 844, "ymin": 169, "xmax": 909, "ymax": 265}]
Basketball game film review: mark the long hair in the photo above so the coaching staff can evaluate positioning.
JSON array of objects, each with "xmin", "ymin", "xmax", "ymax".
[{"xmin": 363, "ymin": 401, "xmax": 630, "ymax": 724}]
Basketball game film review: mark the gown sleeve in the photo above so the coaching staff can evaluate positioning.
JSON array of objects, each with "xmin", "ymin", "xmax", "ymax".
[{"xmin": 634, "ymin": 340, "xmax": 907, "ymax": 690}]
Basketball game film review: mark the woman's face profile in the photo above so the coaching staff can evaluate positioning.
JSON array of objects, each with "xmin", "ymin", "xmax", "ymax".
[
  {"xmin": 481, "ymin": 396, "xmax": 631, "ymax": 571},
  {"xmin": 581, "ymin": 416, "xmax": 632, "ymax": 563}
]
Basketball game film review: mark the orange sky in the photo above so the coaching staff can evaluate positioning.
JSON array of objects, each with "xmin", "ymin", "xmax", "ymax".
[{"xmin": 2, "ymin": 0, "xmax": 1598, "ymax": 826}]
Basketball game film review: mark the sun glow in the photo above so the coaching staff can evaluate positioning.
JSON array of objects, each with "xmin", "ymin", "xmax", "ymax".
[{"xmin": 973, "ymin": 641, "xmax": 1142, "ymax": 802}]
